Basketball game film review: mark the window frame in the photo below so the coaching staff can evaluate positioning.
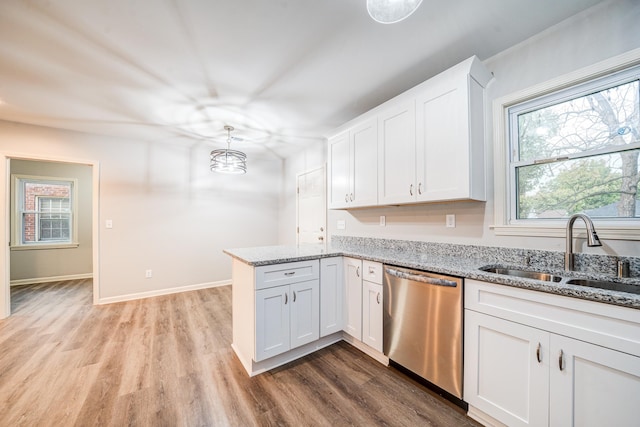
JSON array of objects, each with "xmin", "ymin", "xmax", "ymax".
[
  {"xmin": 10, "ymin": 174, "xmax": 79, "ymax": 250},
  {"xmin": 492, "ymin": 48, "xmax": 640, "ymax": 240}
]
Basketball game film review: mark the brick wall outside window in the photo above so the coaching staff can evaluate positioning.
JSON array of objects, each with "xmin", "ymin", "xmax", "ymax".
[{"xmin": 23, "ymin": 183, "xmax": 70, "ymax": 242}]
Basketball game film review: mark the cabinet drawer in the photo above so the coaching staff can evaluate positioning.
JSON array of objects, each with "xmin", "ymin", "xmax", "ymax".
[
  {"xmin": 255, "ymin": 260, "xmax": 319, "ymax": 290},
  {"xmin": 362, "ymin": 260, "xmax": 383, "ymax": 285}
]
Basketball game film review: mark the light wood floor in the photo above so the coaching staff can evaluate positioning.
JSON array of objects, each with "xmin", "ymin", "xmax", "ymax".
[{"xmin": 0, "ymin": 280, "xmax": 479, "ymax": 426}]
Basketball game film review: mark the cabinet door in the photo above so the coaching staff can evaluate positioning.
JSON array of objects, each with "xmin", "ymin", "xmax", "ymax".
[
  {"xmin": 343, "ymin": 257, "xmax": 363, "ymax": 340},
  {"xmin": 351, "ymin": 118, "xmax": 378, "ymax": 207},
  {"xmin": 328, "ymin": 131, "xmax": 350, "ymax": 209},
  {"xmin": 290, "ymin": 280, "xmax": 320, "ymax": 349},
  {"xmin": 415, "ymin": 77, "xmax": 485, "ymax": 202},
  {"xmin": 377, "ymin": 100, "xmax": 416, "ymax": 205},
  {"xmin": 255, "ymin": 286, "xmax": 290, "ymax": 362},
  {"xmin": 320, "ymin": 257, "xmax": 344, "ymax": 337},
  {"xmin": 550, "ymin": 334, "xmax": 640, "ymax": 427},
  {"xmin": 464, "ymin": 310, "xmax": 549, "ymax": 427},
  {"xmin": 362, "ymin": 280, "xmax": 383, "ymax": 352}
]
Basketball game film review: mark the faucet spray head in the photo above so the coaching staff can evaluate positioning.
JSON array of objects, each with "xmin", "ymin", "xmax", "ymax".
[{"xmin": 587, "ymin": 230, "xmax": 602, "ymax": 247}]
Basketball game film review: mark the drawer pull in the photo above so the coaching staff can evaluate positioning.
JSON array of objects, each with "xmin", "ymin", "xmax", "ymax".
[
  {"xmin": 284, "ymin": 272, "xmax": 296, "ymax": 276},
  {"xmin": 369, "ymin": 266, "xmax": 375, "ymax": 274},
  {"xmin": 536, "ymin": 343, "xmax": 542, "ymax": 363}
]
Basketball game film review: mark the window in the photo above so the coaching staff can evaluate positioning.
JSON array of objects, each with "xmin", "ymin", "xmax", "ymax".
[
  {"xmin": 11, "ymin": 176, "xmax": 78, "ymax": 248},
  {"xmin": 493, "ymin": 50, "xmax": 640, "ymax": 239},
  {"xmin": 509, "ymin": 69, "xmax": 639, "ymax": 221}
]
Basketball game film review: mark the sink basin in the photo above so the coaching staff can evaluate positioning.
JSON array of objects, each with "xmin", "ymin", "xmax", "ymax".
[
  {"xmin": 480, "ymin": 266, "xmax": 563, "ymax": 282},
  {"xmin": 565, "ymin": 279, "xmax": 640, "ymax": 295}
]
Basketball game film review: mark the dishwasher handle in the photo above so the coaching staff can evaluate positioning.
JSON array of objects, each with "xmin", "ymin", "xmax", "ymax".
[{"xmin": 385, "ymin": 267, "xmax": 458, "ymax": 287}]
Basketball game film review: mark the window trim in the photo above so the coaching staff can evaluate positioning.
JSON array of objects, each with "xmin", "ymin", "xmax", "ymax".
[
  {"xmin": 492, "ymin": 47, "xmax": 640, "ymax": 240},
  {"xmin": 10, "ymin": 174, "xmax": 79, "ymax": 250}
]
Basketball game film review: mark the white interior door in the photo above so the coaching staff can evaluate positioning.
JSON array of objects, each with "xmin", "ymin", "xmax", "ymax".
[{"xmin": 297, "ymin": 166, "xmax": 326, "ymax": 245}]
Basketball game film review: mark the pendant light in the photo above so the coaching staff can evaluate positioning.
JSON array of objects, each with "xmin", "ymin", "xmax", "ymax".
[
  {"xmin": 366, "ymin": 0, "xmax": 423, "ymax": 24},
  {"xmin": 210, "ymin": 125, "xmax": 247, "ymax": 174}
]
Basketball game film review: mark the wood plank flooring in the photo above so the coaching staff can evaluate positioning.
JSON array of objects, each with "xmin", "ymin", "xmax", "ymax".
[{"xmin": 0, "ymin": 280, "xmax": 480, "ymax": 426}]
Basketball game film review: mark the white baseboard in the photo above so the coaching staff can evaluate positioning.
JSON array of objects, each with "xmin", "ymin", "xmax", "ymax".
[
  {"xmin": 10, "ymin": 273, "xmax": 93, "ymax": 287},
  {"xmin": 96, "ymin": 279, "xmax": 231, "ymax": 305}
]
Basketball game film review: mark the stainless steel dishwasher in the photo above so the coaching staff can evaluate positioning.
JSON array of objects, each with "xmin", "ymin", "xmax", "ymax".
[{"xmin": 383, "ymin": 265, "xmax": 463, "ymax": 399}]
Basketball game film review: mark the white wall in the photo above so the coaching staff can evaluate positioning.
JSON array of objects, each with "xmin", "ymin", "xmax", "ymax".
[
  {"xmin": 1, "ymin": 120, "xmax": 282, "ymax": 301},
  {"xmin": 325, "ymin": 0, "xmax": 640, "ymax": 257},
  {"xmin": 10, "ymin": 159, "xmax": 93, "ymax": 282}
]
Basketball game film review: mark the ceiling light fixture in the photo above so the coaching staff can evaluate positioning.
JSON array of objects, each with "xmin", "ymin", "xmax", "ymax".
[
  {"xmin": 366, "ymin": 0, "xmax": 423, "ymax": 24},
  {"xmin": 210, "ymin": 125, "xmax": 247, "ymax": 174}
]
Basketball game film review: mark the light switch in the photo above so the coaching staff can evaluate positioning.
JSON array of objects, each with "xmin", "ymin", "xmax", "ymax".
[
  {"xmin": 446, "ymin": 214, "xmax": 456, "ymax": 228},
  {"xmin": 337, "ymin": 220, "xmax": 346, "ymax": 230},
  {"xmin": 106, "ymin": 219, "xmax": 113, "ymax": 229}
]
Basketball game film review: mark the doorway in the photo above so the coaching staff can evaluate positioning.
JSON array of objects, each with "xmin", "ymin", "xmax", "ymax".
[
  {"xmin": 1, "ymin": 154, "xmax": 100, "ymax": 319},
  {"xmin": 296, "ymin": 166, "xmax": 326, "ymax": 245}
]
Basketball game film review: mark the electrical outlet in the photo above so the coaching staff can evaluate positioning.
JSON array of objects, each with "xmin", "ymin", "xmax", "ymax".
[
  {"xmin": 337, "ymin": 220, "xmax": 346, "ymax": 230},
  {"xmin": 105, "ymin": 219, "xmax": 113, "ymax": 229},
  {"xmin": 145, "ymin": 269, "xmax": 153, "ymax": 278},
  {"xmin": 380, "ymin": 216, "xmax": 386, "ymax": 226},
  {"xmin": 446, "ymin": 214, "xmax": 456, "ymax": 228}
]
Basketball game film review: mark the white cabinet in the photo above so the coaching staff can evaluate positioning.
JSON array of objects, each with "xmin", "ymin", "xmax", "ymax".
[
  {"xmin": 415, "ymin": 58, "xmax": 489, "ymax": 202},
  {"xmin": 464, "ymin": 279, "xmax": 640, "ymax": 427},
  {"xmin": 320, "ymin": 257, "xmax": 343, "ymax": 337},
  {"xmin": 329, "ymin": 56, "xmax": 492, "ymax": 208},
  {"xmin": 377, "ymin": 100, "xmax": 416, "ymax": 205},
  {"xmin": 343, "ymin": 257, "xmax": 363, "ymax": 339},
  {"xmin": 255, "ymin": 279, "xmax": 319, "ymax": 362},
  {"xmin": 328, "ymin": 117, "xmax": 378, "ymax": 209},
  {"xmin": 343, "ymin": 257, "xmax": 384, "ymax": 354},
  {"xmin": 361, "ymin": 260, "xmax": 383, "ymax": 352}
]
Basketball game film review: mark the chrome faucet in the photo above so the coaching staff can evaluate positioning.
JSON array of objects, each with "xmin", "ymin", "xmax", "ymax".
[{"xmin": 565, "ymin": 213, "xmax": 602, "ymax": 271}]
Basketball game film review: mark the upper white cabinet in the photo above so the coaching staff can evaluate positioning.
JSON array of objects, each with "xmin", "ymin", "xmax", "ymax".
[
  {"xmin": 329, "ymin": 56, "xmax": 492, "ymax": 208},
  {"xmin": 328, "ymin": 117, "xmax": 378, "ymax": 209}
]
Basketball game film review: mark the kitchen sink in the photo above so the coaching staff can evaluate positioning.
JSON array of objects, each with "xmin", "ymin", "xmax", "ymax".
[
  {"xmin": 565, "ymin": 279, "xmax": 640, "ymax": 295},
  {"xmin": 480, "ymin": 266, "xmax": 563, "ymax": 282}
]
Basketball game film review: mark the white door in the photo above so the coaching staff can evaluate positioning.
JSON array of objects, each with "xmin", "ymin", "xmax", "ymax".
[
  {"xmin": 377, "ymin": 100, "xmax": 416, "ymax": 205},
  {"xmin": 550, "ymin": 334, "xmax": 640, "ymax": 427},
  {"xmin": 343, "ymin": 257, "xmax": 362, "ymax": 340},
  {"xmin": 464, "ymin": 310, "xmax": 549, "ymax": 427},
  {"xmin": 297, "ymin": 166, "xmax": 326, "ymax": 245},
  {"xmin": 319, "ymin": 257, "xmax": 344, "ymax": 337},
  {"xmin": 290, "ymin": 279, "xmax": 320, "ymax": 349},
  {"xmin": 362, "ymin": 280, "xmax": 383, "ymax": 352},
  {"xmin": 255, "ymin": 286, "xmax": 290, "ymax": 362}
]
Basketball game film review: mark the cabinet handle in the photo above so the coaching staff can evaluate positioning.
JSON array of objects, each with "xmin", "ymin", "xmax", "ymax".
[
  {"xmin": 350, "ymin": 193, "xmax": 354, "ymax": 202},
  {"xmin": 293, "ymin": 291, "xmax": 297, "ymax": 302},
  {"xmin": 284, "ymin": 272, "xmax": 296, "ymax": 276},
  {"xmin": 409, "ymin": 184, "xmax": 414, "ymax": 196},
  {"xmin": 284, "ymin": 293, "xmax": 288, "ymax": 305},
  {"xmin": 376, "ymin": 292, "xmax": 381, "ymax": 304},
  {"xmin": 356, "ymin": 266, "xmax": 360, "ymax": 277},
  {"xmin": 418, "ymin": 182, "xmax": 423, "ymax": 195},
  {"xmin": 345, "ymin": 194, "xmax": 349, "ymax": 202},
  {"xmin": 558, "ymin": 349, "xmax": 564, "ymax": 371},
  {"xmin": 369, "ymin": 266, "xmax": 375, "ymax": 274},
  {"xmin": 536, "ymin": 343, "xmax": 542, "ymax": 363}
]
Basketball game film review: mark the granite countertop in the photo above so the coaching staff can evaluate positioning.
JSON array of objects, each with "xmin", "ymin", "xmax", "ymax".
[{"xmin": 224, "ymin": 242, "xmax": 640, "ymax": 310}]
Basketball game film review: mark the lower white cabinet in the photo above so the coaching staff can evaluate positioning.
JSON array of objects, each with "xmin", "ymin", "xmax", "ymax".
[
  {"xmin": 344, "ymin": 257, "xmax": 363, "ymax": 340},
  {"xmin": 320, "ymin": 257, "xmax": 344, "ymax": 337},
  {"xmin": 255, "ymin": 280, "xmax": 319, "ymax": 362},
  {"xmin": 464, "ymin": 279, "xmax": 640, "ymax": 427},
  {"xmin": 362, "ymin": 280, "xmax": 383, "ymax": 352}
]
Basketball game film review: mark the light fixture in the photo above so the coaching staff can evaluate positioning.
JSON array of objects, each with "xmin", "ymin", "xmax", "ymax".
[
  {"xmin": 210, "ymin": 125, "xmax": 247, "ymax": 174},
  {"xmin": 366, "ymin": 0, "xmax": 423, "ymax": 24}
]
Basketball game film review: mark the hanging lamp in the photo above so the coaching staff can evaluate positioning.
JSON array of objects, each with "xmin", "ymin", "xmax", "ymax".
[
  {"xmin": 366, "ymin": 0, "xmax": 423, "ymax": 24},
  {"xmin": 210, "ymin": 125, "xmax": 247, "ymax": 174}
]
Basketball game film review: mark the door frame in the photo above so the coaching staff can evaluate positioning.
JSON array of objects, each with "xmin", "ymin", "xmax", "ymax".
[
  {"xmin": 0, "ymin": 152, "xmax": 100, "ymax": 319},
  {"xmin": 296, "ymin": 165, "xmax": 327, "ymax": 245}
]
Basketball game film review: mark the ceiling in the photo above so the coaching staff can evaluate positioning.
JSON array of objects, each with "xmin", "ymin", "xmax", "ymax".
[{"xmin": 0, "ymin": 0, "xmax": 604, "ymax": 159}]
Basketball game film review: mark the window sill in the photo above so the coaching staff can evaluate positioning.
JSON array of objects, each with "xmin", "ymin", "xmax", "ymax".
[
  {"xmin": 491, "ymin": 224, "xmax": 640, "ymax": 241},
  {"xmin": 10, "ymin": 243, "xmax": 80, "ymax": 251}
]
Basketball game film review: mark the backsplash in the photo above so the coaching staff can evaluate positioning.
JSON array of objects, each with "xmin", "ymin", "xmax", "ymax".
[{"xmin": 331, "ymin": 235, "xmax": 639, "ymax": 279}]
